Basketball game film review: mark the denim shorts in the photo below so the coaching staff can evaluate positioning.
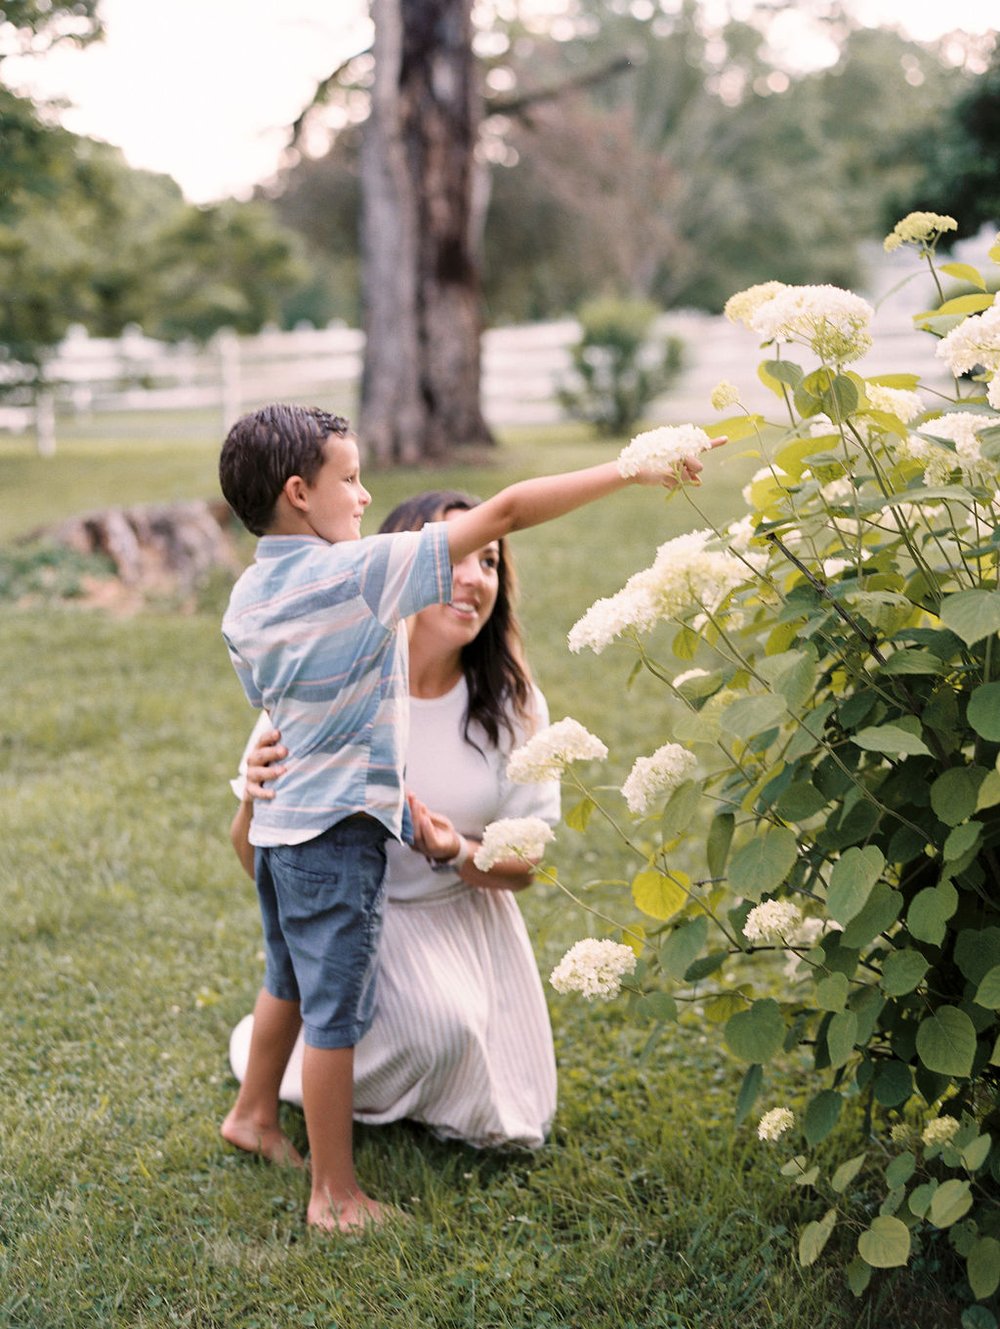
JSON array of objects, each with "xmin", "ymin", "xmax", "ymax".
[{"xmin": 254, "ymin": 816, "xmax": 389, "ymax": 1049}]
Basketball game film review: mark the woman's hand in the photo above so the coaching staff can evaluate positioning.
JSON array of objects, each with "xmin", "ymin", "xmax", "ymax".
[
  {"xmin": 245, "ymin": 727, "xmax": 287, "ymax": 800},
  {"xmin": 407, "ymin": 793, "xmax": 462, "ymax": 862}
]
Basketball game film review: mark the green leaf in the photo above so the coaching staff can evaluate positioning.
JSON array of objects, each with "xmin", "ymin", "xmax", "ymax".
[
  {"xmin": 705, "ymin": 413, "xmax": 766, "ymax": 443},
  {"xmin": 775, "ymin": 781, "xmax": 827, "ymax": 821},
  {"xmin": 852, "ymin": 724, "xmax": 931, "ymax": 757},
  {"xmin": 632, "ymin": 868, "xmax": 688, "ymax": 921},
  {"xmin": 929, "ymin": 1178, "xmax": 973, "ymax": 1228},
  {"xmin": 827, "ymin": 845, "xmax": 884, "ymax": 926},
  {"xmin": 725, "ymin": 997, "xmax": 784, "ymax": 1063},
  {"xmin": 880, "ymin": 948, "xmax": 929, "ymax": 997},
  {"xmin": 660, "ymin": 780, "xmax": 702, "ymax": 839},
  {"xmin": 804, "ymin": 1089, "xmax": 842, "ymax": 1145},
  {"xmin": 761, "ymin": 358, "xmax": 804, "ymax": 389},
  {"xmin": 827, "ymin": 1010, "xmax": 858, "ymax": 1069},
  {"xmin": 858, "ymin": 1215, "xmax": 911, "ymax": 1268},
  {"xmin": 961, "ymin": 1135, "xmax": 992, "ymax": 1172},
  {"xmin": 885, "ymin": 1151, "xmax": 915, "ymax": 1189},
  {"xmin": 634, "ymin": 991, "xmax": 679, "ymax": 1023},
  {"xmin": 684, "ymin": 950, "xmax": 727, "ymax": 983},
  {"xmin": 873, "ymin": 1059, "xmax": 913, "ymax": 1108},
  {"xmin": 940, "ymin": 590, "xmax": 1000, "ymax": 646},
  {"xmin": 931, "ymin": 766, "xmax": 987, "ymax": 826},
  {"xmin": 659, "ymin": 916, "xmax": 709, "ymax": 980},
  {"xmin": 799, "ymin": 1208, "xmax": 837, "ymax": 1267},
  {"xmin": 706, "ymin": 812, "xmax": 734, "ymax": 879},
  {"xmin": 924, "ymin": 292, "xmax": 996, "ymax": 316},
  {"xmin": 968, "ymin": 1238, "xmax": 1000, "ymax": 1300},
  {"xmin": 944, "ymin": 820, "xmax": 982, "ymax": 862},
  {"xmin": 977, "ymin": 768, "xmax": 1000, "ymax": 811},
  {"xmin": 907, "ymin": 882, "xmax": 958, "ymax": 946},
  {"xmin": 878, "ymin": 649, "xmax": 948, "ymax": 676},
  {"xmin": 564, "ymin": 796, "xmax": 596, "ymax": 832},
  {"xmin": 955, "ymin": 927, "xmax": 1000, "ymax": 984},
  {"xmin": 816, "ymin": 972, "xmax": 849, "ymax": 1012},
  {"xmin": 962, "ymin": 1307, "xmax": 998, "ymax": 1329},
  {"xmin": 975, "ymin": 964, "xmax": 1000, "ymax": 1010},
  {"xmin": 916, "ymin": 1006, "xmax": 977, "ymax": 1077},
  {"xmin": 968, "ymin": 683, "xmax": 1000, "ymax": 741},
  {"xmin": 734, "ymin": 1063, "xmax": 763, "ymax": 1126},
  {"xmin": 940, "ymin": 262, "xmax": 987, "ymax": 291},
  {"xmin": 832, "ymin": 1153, "xmax": 866, "ymax": 1193},
  {"xmin": 909, "ymin": 1180, "xmax": 938, "ymax": 1218},
  {"xmin": 728, "ymin": 827, "xmax": 798, "ymax": 901},
  {"xmin": 841, "ymin": 883, "xmax": 902, "ymax": 950},
  {"xmin": 846, "ymin": 1256, "xmax": 873, "ymax": 1296},
  {"xmin": 721, "ymin": 693, "xmax": 788, "ymax": 740},
  {"xmin": 867, "ymin": 372, "xmax": 920, "ymax": 390}
]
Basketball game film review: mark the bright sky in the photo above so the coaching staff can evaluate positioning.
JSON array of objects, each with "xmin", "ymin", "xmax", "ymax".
[{"xmin": 3, "ymin": 0, "xmax": 997, "ymax": 204}]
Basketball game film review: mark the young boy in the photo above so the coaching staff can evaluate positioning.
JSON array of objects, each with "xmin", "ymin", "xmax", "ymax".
[{"xmin": 218, "ymin": 402, "xmax": 710, "ymax": 1233}]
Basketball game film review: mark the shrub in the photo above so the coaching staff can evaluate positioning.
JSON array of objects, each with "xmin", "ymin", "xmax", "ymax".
[
  {"xmin": 558, "ymin": 295, "xmax": 683, "ymax": 436},
  {"xmin": 501, "ymin": 217, "xmax": 1000, "ymax": 1312}
]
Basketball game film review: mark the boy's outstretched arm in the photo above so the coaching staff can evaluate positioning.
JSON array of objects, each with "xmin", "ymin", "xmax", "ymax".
[{"xmin": 444, "ymin": 449, "xmax": 718, "ymax": 565}]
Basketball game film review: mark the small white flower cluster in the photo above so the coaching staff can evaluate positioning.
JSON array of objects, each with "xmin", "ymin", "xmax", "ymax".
[
  {"xmin": 724, "ymin": 281, "xmax": 787, "ymax": 330},
  {"xmin": 743, "ymin": 899, "xmax": 803, "ymax": 945},
  {"xmin": 883, "ymin": 211, "xmax": 957, "ymax": 252},
  {"xmin": 506, "ymin": 717, "xmax": 608, "ymax": 783},
  {"xmin": 616, "ymin": 424, "xmax": 714, "ymax": 480},
  {"xmin": 724, "ymin": 513, "xmax": 759, "ymax": 552},
  {"xmin": 757, "ymin": 1107, "xmax": 795, "ymax": 1141},
  {"xmin": 921, "ymin": 1115, "xmax": 960, "ymax": 1148},
  {"xmin": 710, "ymin": 380, "xmax": 740, "ymax": 411},
  {"xmin": 937, "ymin": 302, "xmax": 1000, "ymax": 411},
  {"xmin": 549, "ymin": 937, "xmax": 637, "ymax": 1001},
  {"xmin": 568, "ymin": 529, "xmax": 759, "ymax": 655},
  {"xmin": 865, "ymin": 383, "xmax": 924, "ymax": 424},
  {"xmin": 621, "ymin": 743, "xmax": 698, "ymax": 815},
  {"xmin": 473, "ymin": 816, "xmax": 555, "ymax": 870},
  {"xmin": 905, "ymin": 411, "xmax": 993, "ymax": 487},
  {"xmin": 750, "ymin": 284, "xmax": 874, "ymax": 365}
]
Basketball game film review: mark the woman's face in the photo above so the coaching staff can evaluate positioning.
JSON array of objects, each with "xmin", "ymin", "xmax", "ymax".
[{"xmin": 411, "ymin": 508, "xmax": 500, "ymax": 650}]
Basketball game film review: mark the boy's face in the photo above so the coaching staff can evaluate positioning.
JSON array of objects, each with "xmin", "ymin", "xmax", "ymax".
[{"xmin": 302, "ymin": 433, "xmax": 372, "ymax": 543}]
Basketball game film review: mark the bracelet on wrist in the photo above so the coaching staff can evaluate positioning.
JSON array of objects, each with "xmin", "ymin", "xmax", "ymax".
[{"xmin": 429, "ymin": 835, "xmax": 470, "ymax": 873}]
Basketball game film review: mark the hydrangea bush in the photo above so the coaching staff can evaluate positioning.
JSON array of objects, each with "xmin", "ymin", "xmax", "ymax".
[{"xmin": 497, "ymin": 217, "xmax": 1000, "ymax": 1310}]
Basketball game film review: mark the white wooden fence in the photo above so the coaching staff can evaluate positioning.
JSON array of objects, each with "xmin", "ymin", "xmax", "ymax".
[{"xmin": 0, "ymin": 275, "xmax": 953, "ymax": 454}]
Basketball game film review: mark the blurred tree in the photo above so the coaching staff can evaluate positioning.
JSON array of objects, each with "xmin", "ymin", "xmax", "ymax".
[
  {"xmin": 359, "ymin": 0, "xmax": 491, "ymax": 463},
  {"xmin": 896, "ymin": 50, "xmax": 1000, "ymax": 240}
]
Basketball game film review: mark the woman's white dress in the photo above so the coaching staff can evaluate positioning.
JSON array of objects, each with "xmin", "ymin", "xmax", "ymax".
[{"xmin": 228, "ymin": 679, "xmax": 560, "ymax": 1149}]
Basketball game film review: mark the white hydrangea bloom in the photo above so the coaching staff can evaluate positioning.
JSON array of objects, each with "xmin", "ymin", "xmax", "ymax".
[
  {"xmin": 757, "ymin": 1107, "xmax": 795, "ymax": 1141},
  {"xmin": 937, "ymin": 304, "xmax": 1000, "ymax": 415},
  {"xmin": 506, "ymin": 717, "xmax": 608, "ymax": 783},
  {"xmin": 905, "ymin": 412, "xmax": 993, "ymax": 487},
  {"xmin": 616, "ymin": 424, "xmax": 714, "ymax": 479},
  {"xmin": 819, "ymin": 477, "xmax": 854, "ymax": 505},
  {"xmin": 549, "ymin": 938, "xmax": 637, "ymax": 1001},
  {"xmin": 921, "ymin": 1116, "xmax": 960, "ymax": 1148},
  {"xmin": 865, "ymin": 383, "xmax": 924, "ymax": 424},
  {"xmin": 743, "ymin": 899, "xmax": 803, "ymax": 944},
  {"xmin": 621, "ymin": 743, "xmax": 698, "ymax": 814},
  {"xmin": 884, "ymin": 212, "xmax": 957, "ymax": 252},
  {"xmin": 724, "ymin": 281, "xmax": 788, "ymax": 330},
  {"xmin": 750, "ymin": 284, "xmax": 874, "ymax": 364},
  {"xmin": 742, "ymin": 465, "xmax": 791, "ymax": 506},
  {"xmin": 474, "ymin": 817, "xmax": 555, "ymax": 870},
  {"xmin": 710, "ymin": 380, "xmax": 740, "ymax": 411},
  {"xmin": 724, "ymin": 513, "xmax": 759, "ymax": 552},
  {"xmin": 989, "ymin": 378, "xmax": 1000, "ymax": 411}
]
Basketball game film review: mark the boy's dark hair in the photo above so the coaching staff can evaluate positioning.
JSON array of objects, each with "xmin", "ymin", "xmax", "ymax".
[{"xmin": 219, "ymin": 403, "xmax": 352, "ymax": 535}]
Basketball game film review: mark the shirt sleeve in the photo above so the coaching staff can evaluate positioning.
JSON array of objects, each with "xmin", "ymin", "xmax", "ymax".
[
  {"xmin": 495, "ymin": 686, "xmax": 562, "ymax": 826},
  {"xmin": 356, "ymin": 523, "xmax": 452, "ymax": 627},
  {"xmin": 223, "ymin": 636, "xmax": 263, "ymax": 710}
]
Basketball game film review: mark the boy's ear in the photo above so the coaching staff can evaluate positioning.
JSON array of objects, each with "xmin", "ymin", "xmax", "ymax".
[{"xmin": 283, "ymin": 474, "xmax": 310, "ymax": 513}]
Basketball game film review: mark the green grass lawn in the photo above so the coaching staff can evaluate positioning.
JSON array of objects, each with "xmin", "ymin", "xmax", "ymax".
[{"xmin": 0, "ymin": 414, "xmax": 955, "ymax": 1327}]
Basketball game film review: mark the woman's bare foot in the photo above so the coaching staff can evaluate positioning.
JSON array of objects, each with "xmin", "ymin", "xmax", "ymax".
[
  {"xmin": 221, "ymin": 1110, "xmax": 305, "ymax": 1168},
  {"xmin": 306, "ymin": 1189, "xmax": 396, "ymax": 1234}
]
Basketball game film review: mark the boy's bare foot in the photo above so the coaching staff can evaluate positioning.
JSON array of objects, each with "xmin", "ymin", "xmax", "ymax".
[
  {"xmin": 221, "ymin": 1110, "xmax": 305, "ymax": 1168},
  {"xmin": 306, "ymin": 1190, "xmax": 399, "ymax": 1234}
]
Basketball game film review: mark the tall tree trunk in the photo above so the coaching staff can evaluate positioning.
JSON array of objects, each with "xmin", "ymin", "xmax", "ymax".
[{"xmin": 360, "ymin": 0, "xmax": 493, "ymax": 464}]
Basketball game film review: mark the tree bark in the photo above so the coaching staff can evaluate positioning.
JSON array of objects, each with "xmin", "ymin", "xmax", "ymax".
[{"xmin": 360, "ymin": 0, "xmax": 492, "ymax": 464}]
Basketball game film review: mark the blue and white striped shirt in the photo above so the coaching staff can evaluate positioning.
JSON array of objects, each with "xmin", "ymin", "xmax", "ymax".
[{"xmin": 222, "ymin": 524, "xmax": 452, "ymax": 847}]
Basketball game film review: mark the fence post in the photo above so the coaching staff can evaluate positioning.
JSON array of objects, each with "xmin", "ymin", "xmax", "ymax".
[
  {"xmin": 35, "ymin": 389, "xmax": 56, "ymax": 457},
  {"xmin": 216, "ymin": 328, "xmax": 241, "ymax": 433}
]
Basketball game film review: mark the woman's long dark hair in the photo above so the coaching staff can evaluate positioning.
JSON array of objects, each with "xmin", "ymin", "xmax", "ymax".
[{"xmin": 379, "ymin": 490, "xmax": 534, "ymax": 750}]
